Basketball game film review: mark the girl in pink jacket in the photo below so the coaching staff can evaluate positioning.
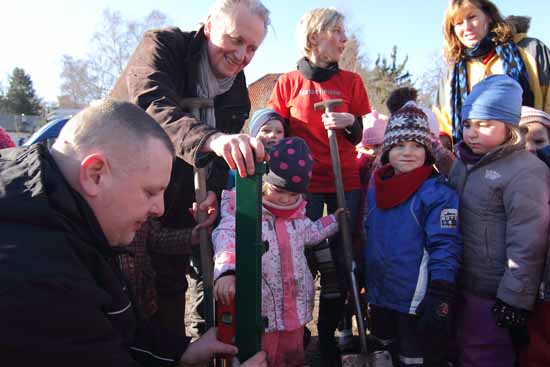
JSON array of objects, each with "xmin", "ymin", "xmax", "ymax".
[{"xmin": 212, "ymin": 137, "xmax": 341, "ymax": 366}]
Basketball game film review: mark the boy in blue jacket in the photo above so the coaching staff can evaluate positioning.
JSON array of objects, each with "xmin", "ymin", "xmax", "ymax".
[{"xmin": 364, "ymin": 101, "xmax": 462, "ymax": 366}]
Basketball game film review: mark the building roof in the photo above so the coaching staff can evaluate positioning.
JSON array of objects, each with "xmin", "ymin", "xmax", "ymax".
[
  {"xmin": 46, "ymin": 108, "xmax": 81, "ymax": 121},
  {"xmin": 0, "ymin": 114, "xmax": 42, "ymax": 133}
]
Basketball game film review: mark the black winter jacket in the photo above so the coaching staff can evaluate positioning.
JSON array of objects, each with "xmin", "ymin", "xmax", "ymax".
[
  {"xmin": 110, "ymin": 27, "xmax": 251, "ymax": 228},
  {"xmin": 0, "ymin": 145, "xmax": 189, "ymax": 366}
]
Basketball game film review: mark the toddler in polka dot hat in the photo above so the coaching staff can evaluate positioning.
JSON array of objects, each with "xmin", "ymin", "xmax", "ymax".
[
  {"xmin": 265, "ymin": 137, "xmax": 313, "ymax": 194},
  {"xmin": 213, "ymin": 137, "xmax": 342, "ymax": 366}
]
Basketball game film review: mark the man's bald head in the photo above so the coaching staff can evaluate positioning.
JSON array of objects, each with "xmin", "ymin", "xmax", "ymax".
[
  {"xmin": 50, "ymin": 99, "xmax": 175, "ymax": 246},
  {"xmin": 52, "ymin": 99, "xmax": 174, "ymax": 171}
]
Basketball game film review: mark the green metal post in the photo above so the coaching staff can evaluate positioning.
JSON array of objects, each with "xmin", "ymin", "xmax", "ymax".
[{"xmin": 235, "ymin": 162, "xmax": 267, "ymax": 362}]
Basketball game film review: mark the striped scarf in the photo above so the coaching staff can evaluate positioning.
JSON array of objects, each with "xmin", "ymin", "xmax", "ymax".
[{"xmin": 450, "ymin": 34, "xmax": 534, "ymax": 141}]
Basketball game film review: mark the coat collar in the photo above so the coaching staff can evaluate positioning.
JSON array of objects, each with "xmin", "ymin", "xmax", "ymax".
[
  {"xmin": 262, "ymin": 196, "xmax": 306, "ymax": 219},
  {"xmin": 0, "ymin": 144, "xmax": 117, "ymax": 259},
  {"xmin": 185, "ymin": 26, "xmax": 208, "ymax": 62},
  {"xmin": 465, "ymin": 142, "xmax": 523, "ymax": 171}
]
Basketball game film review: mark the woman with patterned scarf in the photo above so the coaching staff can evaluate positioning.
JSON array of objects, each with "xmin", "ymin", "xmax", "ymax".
[{"xmin": 433, "ymin": 0, "xmax": 550, "ymax": 142}]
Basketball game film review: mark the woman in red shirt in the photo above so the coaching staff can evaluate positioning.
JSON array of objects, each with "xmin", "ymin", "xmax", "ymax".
[{"xmin": 269, "ymin": 7, "xmax": 371, "ymax": 366}]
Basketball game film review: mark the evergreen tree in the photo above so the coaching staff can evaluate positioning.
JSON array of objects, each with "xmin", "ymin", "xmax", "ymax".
[
  {"xmin": 339, "ymin": 35, "xmax": 412, "ymax": 113},
  {"xmin": 5, "ymin": 68, "xmax": 42, "ymax": 115},
  {"xmin": 368, "ymin": 46, "xmax": 413, "ymax": 110},
  {"xmin": 372, "ymin": 46, "xmax": 412, "ymax": 86}
]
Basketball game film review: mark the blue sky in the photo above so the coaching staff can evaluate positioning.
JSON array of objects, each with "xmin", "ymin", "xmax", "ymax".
[{"xmin": 1, "ymin": 0, "xmax": 549, "ymax": 103}]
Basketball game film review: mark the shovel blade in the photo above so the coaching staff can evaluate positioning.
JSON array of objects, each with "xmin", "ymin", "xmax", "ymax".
[{"xmin": 342, "ymin": 350, "xmax": 393, "ymax": 367}]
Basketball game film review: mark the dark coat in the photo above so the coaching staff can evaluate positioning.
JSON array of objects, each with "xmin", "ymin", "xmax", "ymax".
[
  {"xmin": 0, "ymin": 145, "xmax": 188, "ymax": 366},
  {"xmin": 110, "ymin": 27, "xmax": 251, "ymax": 229}
]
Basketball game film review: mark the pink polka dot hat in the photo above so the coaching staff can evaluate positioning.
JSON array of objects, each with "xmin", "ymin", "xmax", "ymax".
[{"xmin": 265, "ymin": 137, "xmax": 313, "ymax": 193}]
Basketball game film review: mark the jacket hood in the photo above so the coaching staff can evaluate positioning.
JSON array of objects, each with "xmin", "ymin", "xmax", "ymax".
[
  {"xmin": 506, "ymin": 15, "xmax": 531, "ymax": 34},
  {"xmin": 0, "ymin": 144, "xmax": 114, "ymax": 257}
]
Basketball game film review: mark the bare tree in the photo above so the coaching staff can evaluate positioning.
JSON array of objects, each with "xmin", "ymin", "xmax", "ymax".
[
  {"xmin": 417, "ymin": 50, "xmax": 448, "ymax": 106},
  {"xmin": 340, "ymin": 33, "xmax": 368, "ymax": 74},
  {"xmin": 59, "ymin": 9, "xmax": 170, "ymax": 106},
  {"xmin": 127, "ymin": 10, "xmax": 168, "ymax": 45},
  {"xmin": 59, "ymin": 55, "xmax": 101, "ymax": 108}
]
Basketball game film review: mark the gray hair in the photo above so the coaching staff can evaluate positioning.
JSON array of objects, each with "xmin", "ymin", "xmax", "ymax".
[
  {"xmin": 207, "ymin": 0, "xmax": 271, "ymax": 33},
  {"xmin": 52, "ymin": 99, "xmax": 175, "ymax": 170}
]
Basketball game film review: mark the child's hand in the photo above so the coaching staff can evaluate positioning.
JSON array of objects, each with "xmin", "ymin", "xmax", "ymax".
[
  {"xmin": 214, "ymin": 275, "xmax": 236, "ymax": 305},
  {"xmin": 189, "ymin": 191, "xmax": 218, "ymax": 222}
]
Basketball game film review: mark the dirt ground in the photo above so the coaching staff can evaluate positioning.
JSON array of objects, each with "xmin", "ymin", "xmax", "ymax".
[
  {"xmin": 185, "ymin": 278, "xmax": 366, "ymax": 367},
  {"xmin": 304, "ymin": 280, "xmax": 365, "ymax": 367}
]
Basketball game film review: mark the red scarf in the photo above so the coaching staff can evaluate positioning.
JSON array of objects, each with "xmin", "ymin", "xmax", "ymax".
[
  {"xmin": 483, "ymin": 49, "xmax": 496, "ymax": 65},
  {"xmin": 374, "ymin": 164, "xmax": 434, "ymax": 209},
  {"xmin": 263, "ymin": 197, "xmax": 303, "ymax": 219}
]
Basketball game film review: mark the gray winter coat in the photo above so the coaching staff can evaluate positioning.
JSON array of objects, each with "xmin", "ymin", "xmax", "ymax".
[
  {"xmin": 542, "ymin": 234, "xmax": 550, "ymax": 301},
  {"xmin": 449, "ymin": 143, "xmax": 550, "ymax": 310}
]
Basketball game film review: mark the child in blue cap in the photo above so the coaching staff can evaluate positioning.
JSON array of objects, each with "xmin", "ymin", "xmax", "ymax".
[
  {"xmin": 449, "ymin": 75, "xmax": 550, "ymax": 366},
  {"xmin": 248, "ymin": 108, "xmax": 287, "ymax": 149},
  {"xmin": 226, "ymin": 108, "xmax": 288, "ymax": 189}
]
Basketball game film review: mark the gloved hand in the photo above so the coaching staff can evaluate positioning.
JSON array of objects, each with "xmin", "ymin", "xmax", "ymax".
[
  {"xmin": 491, "ymin": 298, "xmax": 530, "ymax": 349},
  {"xmin": 491, "ymin": 298, "xmax": 529, "ymax": 328},
  {"xmin": 417, "ymin": 280, "xmax": 455, "ymax": 336}
]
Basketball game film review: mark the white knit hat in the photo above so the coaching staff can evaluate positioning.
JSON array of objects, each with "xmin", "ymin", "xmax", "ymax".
[{"xmin": 520, "ymin": 106, "xmax": 550, "ymax": 128}]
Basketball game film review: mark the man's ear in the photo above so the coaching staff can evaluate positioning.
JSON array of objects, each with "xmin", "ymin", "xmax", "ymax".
[{"xmin": 79, "ymin": 153, "xmax": 110, "ymax": 197}]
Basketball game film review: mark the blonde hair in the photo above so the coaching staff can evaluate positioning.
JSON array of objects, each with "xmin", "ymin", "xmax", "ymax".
[
  {"xmin": 442, "ymin": 0, "xmax": 515, "ymax": 64},
  {"xmin": 296, "ymin": 8, "xmax": 344, "ymax": 57},
  {"xmin": 506, "ymin": 125, "xmax": 524, "ymax": 147},
  {"xmin": 463, "ymin": 120, "xmax": 524, "ymax": 148}
]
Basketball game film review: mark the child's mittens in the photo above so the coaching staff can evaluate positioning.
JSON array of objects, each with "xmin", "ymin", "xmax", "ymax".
[
  {"xmin": 491, "ymin": 298, "xmax": 530, "ymax": 328},
  {"xmin": 417, "ymin": 280, "xmax": 456, "ymax": 336}
]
